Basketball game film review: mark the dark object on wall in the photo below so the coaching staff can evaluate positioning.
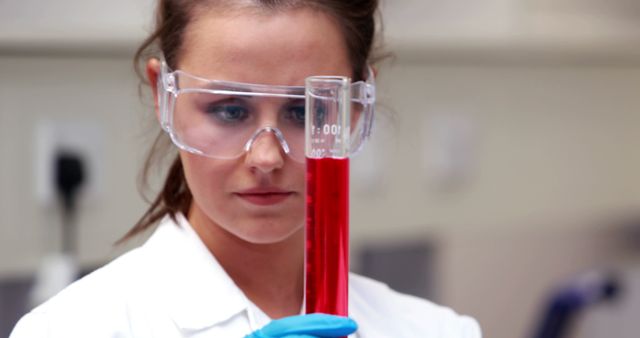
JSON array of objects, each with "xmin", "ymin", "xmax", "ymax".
[
  {"xmin": 617, "ymin": 214, "xmax": 640, "ymax": 250},
  {"xmin": 359, "ymin": 241, "xmax": 435, "ymax": 300},
  {"xmin": 0, "ymin": 266, "xmax": 98, "ymax": 337},
  {"xmin": 54, "ymin": 150, "xmax": 86, "ymax": 255},
  {"xmin": 0, "ymin": 276, "xmax": 34, "ymax": 338}
]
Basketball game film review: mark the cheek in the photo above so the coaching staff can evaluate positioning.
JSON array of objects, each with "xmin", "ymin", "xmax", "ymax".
[{"xmin": 180, "ymin": 152, "xmax": 233, "ymax": 204}]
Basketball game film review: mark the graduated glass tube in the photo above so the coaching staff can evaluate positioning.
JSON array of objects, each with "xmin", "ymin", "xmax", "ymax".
[{"xmin": 304, "ymin": 76, "xmax": 350, "ymax": 318}]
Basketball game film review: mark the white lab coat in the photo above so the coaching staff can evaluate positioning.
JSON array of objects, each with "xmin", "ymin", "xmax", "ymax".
[{"xmin": 11, "ymin": 213, "xmax": 481, "ymax": 338}]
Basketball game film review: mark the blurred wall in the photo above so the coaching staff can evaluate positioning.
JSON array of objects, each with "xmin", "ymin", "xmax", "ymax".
[{"xmin": 349, "ymin": 56, "xmax": 640, "ymax": 338}]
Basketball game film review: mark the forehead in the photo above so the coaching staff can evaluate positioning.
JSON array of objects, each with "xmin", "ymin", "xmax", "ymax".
[{"xmin": 177, "ymin": 6, "xmax": 352, "ymax": 86}]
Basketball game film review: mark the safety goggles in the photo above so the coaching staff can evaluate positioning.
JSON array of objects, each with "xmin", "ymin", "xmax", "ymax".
[{"xmin": 157, "ymin": 59, "xmax": 376, "ymax": 163}]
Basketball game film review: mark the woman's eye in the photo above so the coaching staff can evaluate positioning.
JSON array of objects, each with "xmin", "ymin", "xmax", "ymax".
[
  {"xmin": 205, "ymin": 104, "xmax": 249, "ymax": 123},
  {"xmin": 313, "ymin": 104, "xmax": 326, "ymax": 127},
  {"xmin": 285, "ymin": 104, "xmax": 306, "ymax": 126}
]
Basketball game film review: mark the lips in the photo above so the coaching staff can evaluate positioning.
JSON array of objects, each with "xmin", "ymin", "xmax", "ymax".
[{"xmin": 234, "ymin": 187, "xmax": 295, "ymax": 206}]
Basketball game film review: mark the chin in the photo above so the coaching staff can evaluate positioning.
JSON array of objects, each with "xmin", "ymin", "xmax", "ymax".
[{"xmin": 237, "ymin": 222, "xmax": 304, "ymax": 245}]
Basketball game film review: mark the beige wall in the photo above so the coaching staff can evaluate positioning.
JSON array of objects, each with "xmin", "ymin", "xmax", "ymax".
[
  {"xmin": 352, "ymin": 61, "xmax": 640, "ymax": 237},
  {"xmin": 351, "ymin": 58, "xmax": 640, "ymax": 337}
]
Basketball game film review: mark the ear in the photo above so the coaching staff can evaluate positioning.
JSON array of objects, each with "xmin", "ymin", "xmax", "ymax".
[
  {"xmin": 371, "ymin": 66, "xmax": 378, "ymax": 79},
  {"xmin": 362, "ymin": 64, "xmax": 377, "ymax": 82},
  {"xmin": 146, "ymin": 58, "xmax": 162, "ymax": 123}
]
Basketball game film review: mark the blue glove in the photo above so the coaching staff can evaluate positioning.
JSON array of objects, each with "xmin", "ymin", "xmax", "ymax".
[{"xmin": 245, "ymin": 313, "xmax": 357, "ymax": 338}]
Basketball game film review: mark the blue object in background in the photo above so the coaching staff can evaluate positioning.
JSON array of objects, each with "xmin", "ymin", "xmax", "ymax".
[{"xmin": 532, "ymin": 271, "xmax": 621, "ymax": 338}]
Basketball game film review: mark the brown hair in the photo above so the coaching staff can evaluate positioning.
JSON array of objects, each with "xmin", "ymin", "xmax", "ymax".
[{"xmin": 120, "ymin": 0, "xmax": 383, "ymax": 242}]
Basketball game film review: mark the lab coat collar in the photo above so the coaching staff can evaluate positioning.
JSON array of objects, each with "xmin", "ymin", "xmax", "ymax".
[{"xmin": 141, "ymin": 213, "xmax": 250, "ymax": 331}]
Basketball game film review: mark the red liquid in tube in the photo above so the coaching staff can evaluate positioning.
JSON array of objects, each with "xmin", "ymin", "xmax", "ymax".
[{"xmin": 305, "ymin": 157, "xmax": 349, "ymax": 317}]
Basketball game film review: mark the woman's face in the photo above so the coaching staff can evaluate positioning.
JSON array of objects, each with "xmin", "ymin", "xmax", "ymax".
[{"xmin": 175, "ymin": 7, "xmax": 351, "ymax": 244}]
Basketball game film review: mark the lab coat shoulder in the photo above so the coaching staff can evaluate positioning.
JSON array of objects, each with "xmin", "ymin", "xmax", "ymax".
[
  {"xmin": 349, "ymin": 273, "xmax": 481, "ymax": 338},
  {"xmin": 10, "ymin": 247, "xmax": 151, "ymax": 338}
]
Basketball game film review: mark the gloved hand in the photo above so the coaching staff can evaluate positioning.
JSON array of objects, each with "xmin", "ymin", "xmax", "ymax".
[{"xmin": 245, "ymin": 313, "xmax": 357, "ymax": 338}]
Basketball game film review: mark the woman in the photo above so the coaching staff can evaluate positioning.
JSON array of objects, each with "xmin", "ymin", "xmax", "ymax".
[{"xmin": 12, "ymin": 1, "xmax": 481, "ymax": 337}]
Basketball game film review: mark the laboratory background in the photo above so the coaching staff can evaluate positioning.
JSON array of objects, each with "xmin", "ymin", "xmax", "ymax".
[{"xmin": 1, "ymin": 1, "xmax": 640, "ymax": 337}]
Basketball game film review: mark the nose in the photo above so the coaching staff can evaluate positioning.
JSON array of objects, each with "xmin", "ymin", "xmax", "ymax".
[{"xmin": 244, "ymin": 128, "xmax": 286, "ymax": 173}]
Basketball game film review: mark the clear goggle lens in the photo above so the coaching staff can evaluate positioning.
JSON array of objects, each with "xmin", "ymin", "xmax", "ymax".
[{"xmin": 158, "ymin": 60, "xmax": 375, "ymax": 163}]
